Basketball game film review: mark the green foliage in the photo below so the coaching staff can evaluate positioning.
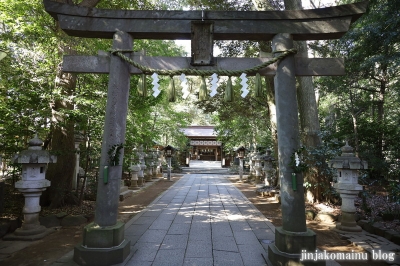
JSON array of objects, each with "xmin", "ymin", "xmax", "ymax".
[
  {"xmin": 292, "ymin": 132, "xmax": 342, "ymax": 202},
  {"xmin": 313, "ymin": 0, "xmax": 400, "ymax": 181},
  {"xmin": 194, "ymin": 74, "xmax": 273, "ymax": 153},
  {"xmin": 0, "ymin": 0, "xmax": 191, "ymax": 182},
  {"xmin": 388, "ymin": 181, "xmax": 400, "ymax": 203}
]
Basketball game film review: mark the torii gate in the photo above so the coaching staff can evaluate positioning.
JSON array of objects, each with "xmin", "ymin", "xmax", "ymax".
[{"xmin": 43, "ymin": 1, "xmax": 367, "ymax": 265}]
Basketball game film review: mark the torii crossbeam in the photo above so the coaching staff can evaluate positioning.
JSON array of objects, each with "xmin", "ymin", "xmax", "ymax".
[{"xmin": 43, "ymin": 1, "xmax": 368, "ymax": 266}]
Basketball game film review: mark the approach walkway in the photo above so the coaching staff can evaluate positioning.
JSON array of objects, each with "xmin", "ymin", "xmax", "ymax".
[
  {"xmin": 52, "ymin": 160, "xmax": 344, "ymax": 266},
  {"xmin": 123, "ymin": 170, "xmax": 273, "ymax": 266},
  {"xmin": 181, "ymin": 160, "xmax": 230, "ymax": 174}
]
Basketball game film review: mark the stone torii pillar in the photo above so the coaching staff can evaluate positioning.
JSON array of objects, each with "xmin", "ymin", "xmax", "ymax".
[
  {"xmin": 267, "ymin": 33, "xmax": 322, "ymax": 266},
  {"xmin": 73, "ymin": 31, "xmax": 131, "ymax": 265}
]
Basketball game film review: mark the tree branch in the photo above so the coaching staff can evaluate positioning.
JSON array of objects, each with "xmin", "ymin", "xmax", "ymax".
[{"xmin": 352, "ymin": 85, "xmax": 380, "ymax": 94}]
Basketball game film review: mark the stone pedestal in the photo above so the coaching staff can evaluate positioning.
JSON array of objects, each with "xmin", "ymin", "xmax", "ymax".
[
  {"xmin": 167, "ymin": 157, "xmax": 172, "ymax": 181},
  {"xmin": 136, "ymin": 145, "xmax": 146, "ymax": 186},
  {"xmin": 236, "ymin": 146, "xmax": 246, "ymax": 182},
  {"xmin": 129, "ymin": 164, "xmax": 140, "ymax": 190},
  {"xmin": 268, "ymin": 227, "xmax": 324, "ymax": 266},
  {"xmin": 151, "ymin": 151, "xmax": 158, "ymax": 179},
  {"xmin": 145, "ymin": 166, "xmax": 152, "ymax": 181},
  {"xmin": 139, "ymin": 162, "xmax": 146, "ymax": 186},
  {"xmin": 74, "ymin": 222, "xmax": 130, "ymax": 266},
  {"xmin": 151, "ymin": 164, "xmax": 158, "ymax": 179},
  {"xmin": 253, "ymin": 153, "xmax": 263, "ymax": 184},
  {"xmin": 73, "ymin": 131, "xmax": 85, "ymax": 190},
  {"xmin": 119, "ymin": 179, "xmax": 133, "ymax": 201},
  {"xmin": 145, "ymin": 152, "xmax": 153, "ymax": 181},
  {"xmin": 157, "ymin": 156, "xmax": 163, "ymax": 177},
  {"xmin": 262, "ymin": 149, "xmax": 276, "ymax": 186},
  {"xmin": 335, "ymin": 188, "xmax": 362, "ymax": 232}
]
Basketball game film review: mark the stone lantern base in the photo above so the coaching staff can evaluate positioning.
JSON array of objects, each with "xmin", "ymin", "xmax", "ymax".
[
  {"xmin": 335, "ymin": 211, "xmax": 362, "ymax": 232},
  {"xmin": 334, "ymin": 187, "xmax": 363, "ymax": 233},
  {"xmin": 4, "ymin": 225, "xmax": 55, "ymax": 241},
  {"xmin": 129, "ymin": 179, "xmax": 139, "ymax": 190},
  {"xmin": 5, "ymin": 180, "xmax": 55, "ymax": 241},
  {"xmin": 137, "ymin": 177, "xmax": 144, "ymax": 186},
  {"xmin": 145, "ymin": 170, "xmax": 153, "ymax": 181}
]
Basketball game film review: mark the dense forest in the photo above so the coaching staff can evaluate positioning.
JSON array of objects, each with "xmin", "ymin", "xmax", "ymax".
[{"xmin": 0, "ymin": 0, "xmax": 399, "ymax": 210}]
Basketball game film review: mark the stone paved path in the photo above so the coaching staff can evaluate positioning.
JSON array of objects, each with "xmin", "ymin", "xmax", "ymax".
[
  {"xmin": 51, "ymin": 161, "xmax": 340, "ymax": 265},
  {"xmin": 123, "ymin": 172, "xmax": 274, "ymax": 266},
  {"xmin": 337, "ymin": 232, "xmax": 400, "ymax": 265}
]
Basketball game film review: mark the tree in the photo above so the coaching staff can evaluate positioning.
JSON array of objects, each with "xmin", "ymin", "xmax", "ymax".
[
  {"xmin": 0, "ymin": 0, "xmax": 189, "ymax": 208},
  {"xmin": 314, "ymin": 0, "xmax": 400, "ymax": 180},
  {"xmin": 280, "ymin": 0, "xmax": 325, "ymax": 202}
]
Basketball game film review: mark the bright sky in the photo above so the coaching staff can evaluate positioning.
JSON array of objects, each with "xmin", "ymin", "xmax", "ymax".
[{"xmin": 175, "ymin": 0, "xmax": 336, "ymax": 55}]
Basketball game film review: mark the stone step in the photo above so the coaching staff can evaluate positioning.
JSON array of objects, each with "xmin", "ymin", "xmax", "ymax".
[{"xmin": 119, "ymin": 189, "xmax": 133, "ymax": 201}]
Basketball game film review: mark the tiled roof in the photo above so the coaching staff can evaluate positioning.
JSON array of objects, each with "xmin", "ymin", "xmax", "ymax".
[{"xmin": 181, "ymin": 126, "xmax": 217, "ymax": 138}]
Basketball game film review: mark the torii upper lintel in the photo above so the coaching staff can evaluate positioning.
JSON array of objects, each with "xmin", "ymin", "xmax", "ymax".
[{"xmin": 44, "ymin": 0, "xmax": 368, "ymax": 41}]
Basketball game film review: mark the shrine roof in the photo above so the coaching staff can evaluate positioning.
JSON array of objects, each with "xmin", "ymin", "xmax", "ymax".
[{"xmin": 181, "ymin": 126, "xmax": 217, "ymax": 138}]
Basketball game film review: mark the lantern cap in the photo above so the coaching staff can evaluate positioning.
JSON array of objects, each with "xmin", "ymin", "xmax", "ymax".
[
  {"xmin": 13, "ymin": 135, "xmax": 57, "ymax": 164},
  {"xmin": 261, "ymin": 148, "xmax": 275, "ymax": 161},
  {"xmin": 329, "ymin": 142, "xmax": 367, "ymax": 170},
  {"xmin": 341, "ymin": 141, "xmax": 355, "ymax": 156},
  {"xmin": 235, "ymin": 146, "xmax": 246, "ymax": 152},
  {"xmin": 74, "ymin": 131, "xmax": 85, "ymax": 143},
  {"xmin": 163, "ymin": 145, "xmax": 176, "ymax": 156},
  {"xmin": 28, "ymin": 134, "xmax": 43, "ymax": 150}
]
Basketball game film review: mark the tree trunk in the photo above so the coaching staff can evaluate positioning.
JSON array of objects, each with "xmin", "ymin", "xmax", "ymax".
[
  {"xmin": 377, "ymin": 77, "xmax": 386, "ymax": 141},
  {"xmin": 41, "ymin": 0, "xmax": 100, "ymax": 208},
  {"xmin": 264, "ymin": 75, "xmax": 279, "ymax": 185},
  {"xmin": 42, "ymin": 71, "xmax": 78, "ymax": 207},
  {"xmin": 374, "ymin": 76, "xmax": 386, "ymax": 178},
  {"xmin": 349, "ymin": 90, "xmax": 360, "ymax": 156},
  {"xmin": 254, "ymin": 1, "xmax": 279, "ymax": 186},
  {"xmin": 284, "ymin": 0, "xmax": 323, "ymax": 202}
]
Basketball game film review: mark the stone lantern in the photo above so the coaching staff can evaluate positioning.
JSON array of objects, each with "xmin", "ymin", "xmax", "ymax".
[
  {"xmin": 8, "ymin": 135, "xmax": 57, "ymax": 240},
  {"xmin": 330, "ymin": 142, "xmax": 368, "ymax": 232},
  {"xmin": 136, "ymin": 145, "xmax": 146, "ymax": 186},
  {"xmin": 163, "ymin": 145, "xmax": 175, "ymax": 181},
  {"xmin": 252, "ymin": 152, "xmax": 264, "ymax": 184},
  {"xmin": 236, "ymin": 146, "xmax": 246, "ymax": 182},
  {"xmin": 262, "ymin": 149, "xmax": 276, "ymax": 187},
  {"xmin": 129, "ymin": 163, "xmax": 141, "ymax": 190},
  {"xmin": 151, "ymin": 150, "xmax": 158, "ymax": 179},
  {"xmin": 156, "ymin": 148, "xmax": 163, "ymax": 177},
  {"xmin": 144, "ymin": 150, "xmax": 153, "ymax": 181},
  {"xmin": 72, "ymin": 131, "xmax": 85, "ymax": 190}
]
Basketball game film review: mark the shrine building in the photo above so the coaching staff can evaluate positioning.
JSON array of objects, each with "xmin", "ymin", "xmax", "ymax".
[{"xmin": 181, "ymin": 126, "xmax": 222, "ymax": 161}]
